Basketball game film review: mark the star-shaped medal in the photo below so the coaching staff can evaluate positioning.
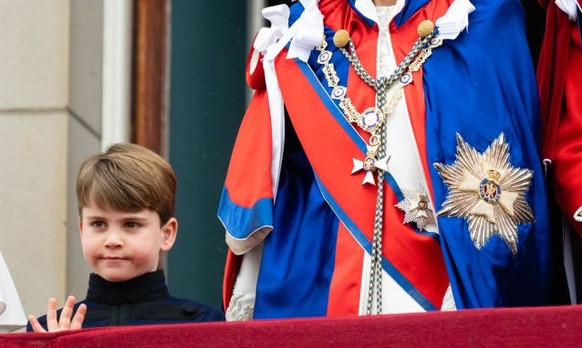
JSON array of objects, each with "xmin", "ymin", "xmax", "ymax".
[
  {"xmin": 351, "ymin": 146, "xmax": 390, "ymax": 186},
  {"xmin": 395, "ymin": 182, "xmax": 436, "ymax": 231},
  {"xmin": 434, "ymin": 133, "xmax": 534, "ymax": 255}
]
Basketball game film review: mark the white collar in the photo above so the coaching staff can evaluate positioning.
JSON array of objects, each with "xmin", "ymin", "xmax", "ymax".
[
  {"xmin": 555, "ymin": 0, "xmax": 582, "ymax": 21},
  {"xmin": 354, "ymin": 0, "xmax": 405, "ymax": 24}
]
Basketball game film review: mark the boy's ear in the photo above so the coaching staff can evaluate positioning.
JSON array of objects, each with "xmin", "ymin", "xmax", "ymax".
[
  {"xmin": 160, "ymin": 217, "xmax": 178, "ymax": 251},
  {"xmin": 78, "ymin": 216, "xmax": 83, "ymax": 235}
]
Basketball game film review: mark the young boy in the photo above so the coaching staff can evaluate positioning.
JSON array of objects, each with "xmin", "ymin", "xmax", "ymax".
[{"xmin": 27, "ymin": 143, "xmax": 224, "ymax": 332}]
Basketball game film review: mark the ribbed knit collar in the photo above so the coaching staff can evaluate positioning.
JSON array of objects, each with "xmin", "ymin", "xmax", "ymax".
[{"xmin": 86, "ymin": 270, "xmax": 169, "ymax": 305}]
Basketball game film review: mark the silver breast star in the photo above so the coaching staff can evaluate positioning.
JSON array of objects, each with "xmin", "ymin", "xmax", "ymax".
[
  {"xmin": 395, "ymin": 182, "xmax": 436, "ymax": 231},
  {"xmin": 434, "ymin": 133, "xmax": 534, "ymax": 255}
]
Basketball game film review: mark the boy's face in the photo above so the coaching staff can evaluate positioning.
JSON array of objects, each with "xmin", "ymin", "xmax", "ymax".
[{"xmin": 78, "ymin": 203, "xmax": 177, "ymax": 282}]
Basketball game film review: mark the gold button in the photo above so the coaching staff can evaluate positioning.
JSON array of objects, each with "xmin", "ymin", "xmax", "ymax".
[
  {"xmin": 333, "ymin": 29, "xmax": 350, "ymax": 48},
  {"xmin": 417, "ymin": 20, "xmax": 434, "ymax": 38}
]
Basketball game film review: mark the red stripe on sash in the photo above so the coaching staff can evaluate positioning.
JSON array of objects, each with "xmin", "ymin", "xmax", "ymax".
[{"xmin": 276, "ymin": 52, "xmax": 377, "ymax": 241}]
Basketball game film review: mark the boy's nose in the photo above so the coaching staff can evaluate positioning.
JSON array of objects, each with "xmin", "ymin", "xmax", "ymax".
[{"xmin": 104, "ymin": 231, "xmax": 123, "ymax": 247}]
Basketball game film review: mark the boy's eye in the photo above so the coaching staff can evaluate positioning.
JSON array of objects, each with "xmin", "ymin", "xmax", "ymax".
[
  {"xmin": 125, "ymin": 222, "xmax": 141, "ymax": 229},
  {"xmin": 90, "ymin": 221, "xmax": 106, "ymax": 228}
]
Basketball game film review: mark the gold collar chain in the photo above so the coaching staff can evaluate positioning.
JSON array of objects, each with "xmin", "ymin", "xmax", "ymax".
[
  {"xmin": 316, "ymin": 20, "xmax": 442, "ymax": 187},
  {"xmin": 316, "ymin": 20, "xmax": 443, "ymax": 315}
]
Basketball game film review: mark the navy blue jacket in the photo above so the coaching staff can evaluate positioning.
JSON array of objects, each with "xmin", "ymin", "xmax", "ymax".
[{"xmin": 27, "ymin": 270, "xmax": 224, "ymax": 330}]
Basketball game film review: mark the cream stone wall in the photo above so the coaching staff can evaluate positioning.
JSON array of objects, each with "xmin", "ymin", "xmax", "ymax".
[
  {"xmin": 0, "ymin": 0, "xmax": 70, "ymax": 319},
  {"xmin": 67, "ymin": 0, "xmax": 104, "ymax": 305},
  {"xmin": 0, "ymin": 112, "xmax": 68, "ymax": 318},
  {"xmin": 0, "ymin": 2, "xmax": 69, "ymax": 109},
  {"xmin": 0, "ymin": 0, "xmax": 108, "ymax": 323}
]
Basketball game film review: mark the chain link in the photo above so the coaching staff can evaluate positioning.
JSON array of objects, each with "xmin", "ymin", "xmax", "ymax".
[{"xmin": 319, "ymin": 28, "xmax": 441, "ymax": 315}]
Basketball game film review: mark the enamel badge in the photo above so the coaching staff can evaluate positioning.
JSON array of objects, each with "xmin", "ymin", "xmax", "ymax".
[{"xmin": 351, "ymin": 145, "xmax": 390, "ymax": 186}]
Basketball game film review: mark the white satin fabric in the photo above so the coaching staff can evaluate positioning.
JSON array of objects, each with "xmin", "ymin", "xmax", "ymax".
[{"xmin": 0, "ymin": 252, "xmax": 27, "ymax": 332}]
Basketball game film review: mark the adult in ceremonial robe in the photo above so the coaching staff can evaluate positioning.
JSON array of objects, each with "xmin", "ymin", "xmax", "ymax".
[
  {"xmin": 537, "ymin": 0, "xmax": 582, "ymax": 303},
  {"xmin": 219, "ymin": 0, "xmax": 554, "ymax": 319}
]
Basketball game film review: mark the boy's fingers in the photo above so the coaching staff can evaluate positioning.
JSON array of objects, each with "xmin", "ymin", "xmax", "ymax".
[
  {"xmin": 34, "ymin": 296, "xmax": 85, "ymax": 332},
  {"xmin": 70, "ymin": 304, "xmax": 87, "ymax": 330},
  {"xmin": 46, "ymin": 298, "xmax": 59, "ymax": 332},
  {"xmin": 58, "ymin": 296, "xmax": 76, "ymax": 329},
  {"xmin": 28, "ymin": 315, "xmax": 47, "ymax": 333}
]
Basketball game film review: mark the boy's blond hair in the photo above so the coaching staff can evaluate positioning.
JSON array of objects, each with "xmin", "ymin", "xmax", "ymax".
[{"xmin": 76, "ymin": 143, "xmax": 177, "ymax": 225}]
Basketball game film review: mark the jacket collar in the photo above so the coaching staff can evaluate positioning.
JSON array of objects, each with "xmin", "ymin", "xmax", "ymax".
[{"xmin": 86, "ymin": 270, "xmax": 169, "ymax": 305}]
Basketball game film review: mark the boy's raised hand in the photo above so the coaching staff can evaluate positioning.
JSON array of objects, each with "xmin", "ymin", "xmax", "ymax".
[{"xmin": 28, "ymin": 296, "xmax": 87, "ymax": 332}]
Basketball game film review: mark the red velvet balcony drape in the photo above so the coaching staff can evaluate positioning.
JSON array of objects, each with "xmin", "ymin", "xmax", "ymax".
[{"xmin": 2, "ymin": 305, "xmax": 582, "ymax": 347}]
